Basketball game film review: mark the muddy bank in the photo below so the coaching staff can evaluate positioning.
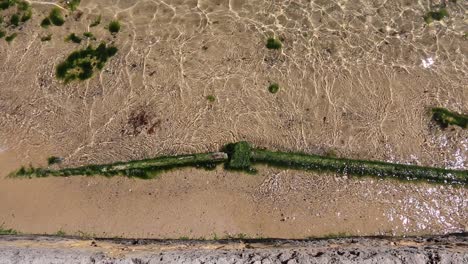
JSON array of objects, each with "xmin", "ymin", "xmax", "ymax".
[{"xmin": 0, "ymin": 234, "xmax": 467, "ymax": 263}]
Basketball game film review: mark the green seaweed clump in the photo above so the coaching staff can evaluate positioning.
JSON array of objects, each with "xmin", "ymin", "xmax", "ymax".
[
  {"xmin": 89, "ymin": 15, "xmax": 101, "ymax": 27},
  {"xmin": 432, "ymin": 108, "xmax": 467, "ymax": 129},
  {"xmin": 40, "ymin": 17, "xmax": 51, "ymax": 27},
  {"xmin": 5, "ymin": 32, "xmax": 16, "ymax": 42},
  {"xmin": 20, "ymin": 7, "xmax": 31, "ymax": 22},
  {"xmin": 65, "ymin": 33, "xmax": 82, "ymax": 43},
  {"xmin": 83, "ymin": 31, "xmax": 94, "ymax": 39},
  {"xmin": 47, "ymin": 156, "xmax": 62, "ymax": 165},
  {"xmin": 206, "ymin": 95, "xmax": 215, "ymax": 102},
  {"xmin": 0, "ymin": 30, "xmax": 5, "ymax": 38},
  {"xmin": 56, "ymin": 43, "xmax": 118, "ymax": 83},
  {"xmin": 17, "ymin": 0, "xmax": 29, "ymax": 11},
  {"xmin": 17, "ymin": 1, "xmax": 31, "ymax": 22},
  {"xmin": 0, "ymin": 225, "xmax": 19, "ymax": 235},
  {"xmin": 13, "ymin": 165, "xmax": 47, "ymax": 178},
  {"xmin": 108, "ymin": 20, "xmax": 121, "ymax": 33},
  {"xmin": 40, "ymin": 34, "xmax": 52, "ymax": 42},
  {"xmin": 424, "ymin": 8, "xmax": 449, "ymax": 23},
  {"xmin": 268, "ymin": 83, "xmax": 279, "ymax": 94},
  {"xmin": 67, "ymin": 0, "xmax": 80, "ymax": 11},
  {"xmin": 49, "ymin": 7, "xmax": 65, "ymax": 26},
  {"xmin": 266, "ymin": 37, "xmax": 282, "ymax": 50},
  {"xmin": 0, "ymin": 0, "xmax": 15, "ymax": 10},
  {"xmin": 41, "ymin": 34, "xmax": 52, "ymax": 42},
  {"xmin": 224, "ymin": 141, "xmax": 253, "ymax": 172},
  {"xmin": 9, "ymin": 13, "xmax": 19, "ymax": 26},
  {"xmin": 41, "ymin": 8, "xmax": 64, "ymax": 27}
]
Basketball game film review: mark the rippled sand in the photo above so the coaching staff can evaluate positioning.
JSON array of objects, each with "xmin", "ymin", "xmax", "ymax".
[{"xmin": 0, "ymin": 0, "xmax": 466, "ymax": 238}]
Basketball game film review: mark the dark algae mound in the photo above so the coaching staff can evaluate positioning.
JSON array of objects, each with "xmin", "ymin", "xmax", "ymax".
[
  {"xmin": 424, "ymin": 8, "xmax": 448, "ymax": 23},
  {"xmin": 49, "ymin": 7, "xmax": 64, "ymax": 26},
  {"xmin": 266, "ymin": 37, "xmax": 282, "ymax": 50},
  {"xmin": 65, "ymin": 33, "xmax": 82, "ymax": 44},
  {"xmin": 108, "ymin": 20, "xmax": 121, "ymax": 33},
  {"xmin": 268, "ymin": 83, "xmax": 280, "ymax": 94},
  {"xmin": 224, "ymin": 141, "xmax": 253, "ymax": 172},
  {"xmin": 56, "ymin": 43, "xmax": 118, "ymax": 83},
  {"xmin": 5, "ymin": 32, "xmax": 16, "ymax": 42},
  {"xmin": 89, "ymin": 15, "xmax": 101, "ymax": 27}
]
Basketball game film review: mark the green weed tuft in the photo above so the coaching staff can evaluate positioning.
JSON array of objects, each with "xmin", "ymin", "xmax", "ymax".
[
  {"xmin": 226, "ymin": 233, "xmax": 248, "ymax": 239},
  {"xmin": 65, "ymin": 33, "xmax": 82, "ymax": 44},
  {"xmin": 0, "ymin": 224, "xmax": 19, "ymax": 235},
  {"xmin": 0, "ymin": 0, "xmax": 14, "ymax": 10},
  {"xmin": 40, "ymin": 34, "xmax": 52, "ymax": 41},
  {"xmin": 55, "ymin": 230, "xmax": 66, "ymax": 236},
  {"xmin": 20, "ymin": 8, "xmax": 31, "ymax": 22},
  {"xmin": 424, "ymin": 8, "xmax": 448, "ymax": 23},
  {"xmin": 47, "ymin": 156, "xmax": 61, "ymax": 165},
  {"xmin": 9, "ymin": 13, "xmax": 19, "ymax": 26},
  {"xmin": 206, "ymin": 95, "xmax": 215, "ymax": 102},
  {"xmin": 268, "ymin": 83, "xmax": 279, "ymax": 94},
  {"xmin": 83, "ymin": 31, "xmax": 94, "ymax": 39},
  {"xmin": 49, "ymin": 7, "xmax": 65, "ymax": 26},
  {"xmin": 5, "ymin": 32, "xmax": 16, "ymax": 42},
  {"xmin": 40, "ymin": 17, "xmax": 51, "ymax": 28},
  {"xmin": 17, "ymin": 1, "xmax": 29, "ymax": 11},
  {"xmin": 266, "ymin": 37, "xmax": 282, "ymax": 50},
  {"xmin": 108, "ymin": 20, "xmax": 120, "ymax": 33},
  {"xmin": 90, "ymin": 15, "xmax": 101, "ymax": 27},
  {"xmin": 67, "ymin": 0, "xmax": 80, "ymax": 11}
]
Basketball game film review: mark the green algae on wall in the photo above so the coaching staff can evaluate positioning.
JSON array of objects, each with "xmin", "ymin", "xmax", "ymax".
[
  {"xmin": 11, "ymin": 142, "xmax": 467, "ymax": 186},
  {"xmin": 250, "ymin": 148, "xmax": 467, "ymax": 185},
  {"xmin": 224, "ymin": 141, "xmax": 253, "ymax": 171},
  {"xmin": 14, "ymin": 152, "xmax": 228, "ymax": 179},
  {"xmin": 432, "ymin": 108, "xmax": 467, "ymax": 129}
]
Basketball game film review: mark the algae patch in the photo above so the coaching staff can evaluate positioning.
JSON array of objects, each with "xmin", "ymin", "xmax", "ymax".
[{"xmin": 56, "ymin": 43, "xmax": 118, "ymax": 83}]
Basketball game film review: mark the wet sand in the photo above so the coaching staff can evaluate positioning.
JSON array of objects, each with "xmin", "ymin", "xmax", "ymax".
[{"xmin": 0, "ymin": 0, "xmax": 467, "ymax": 238}]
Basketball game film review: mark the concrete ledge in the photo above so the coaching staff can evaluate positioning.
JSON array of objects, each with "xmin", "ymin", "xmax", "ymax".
[{"xmin": 0, "ymin": 233, "xmax": 467, "ymax": 263}]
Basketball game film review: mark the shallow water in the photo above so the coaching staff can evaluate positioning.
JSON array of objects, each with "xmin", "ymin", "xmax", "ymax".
[{"xmin": 0, "ymin": 0, "xmax": 466, "ymax": 238}]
